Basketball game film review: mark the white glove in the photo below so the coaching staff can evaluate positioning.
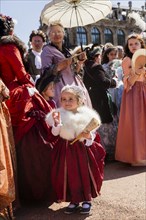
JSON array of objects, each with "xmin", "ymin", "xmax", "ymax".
[{"xmin": 27, "ymin": 87, "xmax": 38, "ymax": 96}]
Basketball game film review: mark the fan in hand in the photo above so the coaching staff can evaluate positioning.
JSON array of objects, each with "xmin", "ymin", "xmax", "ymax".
[{"xmin": 70, "ymin": 118, "xmax": 100, "ymax": 145}]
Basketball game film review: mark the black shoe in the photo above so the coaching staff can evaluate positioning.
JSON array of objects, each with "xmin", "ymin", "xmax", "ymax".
[
  {"xmin": 64, "ymin": 203, "xmax": 79, "ymax": 214},
  {"xmin": 80, "ymin": 202, "xmax": 91, "ymax": 214}
]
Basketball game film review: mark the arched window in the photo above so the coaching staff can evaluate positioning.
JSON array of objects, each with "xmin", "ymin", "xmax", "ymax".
[
  {"xmin": 76, "ymin": 27, "xmax": 87, "ymax": 46},
  {"xmin": 117, "ymin": 29, "xmax": 125, "ymax": 46},
  {"xmin": 91, "ymin": 27, "xmax": 101, "ymax": 44},
  {"xmin": 104, "ymin": 28, "xmax": 113, "ymax": 44}
]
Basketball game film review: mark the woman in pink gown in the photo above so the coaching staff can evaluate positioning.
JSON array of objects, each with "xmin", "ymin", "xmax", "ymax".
[{"xmin": 115, "ymin": 33, "xmax": 146, "ymax": 166}]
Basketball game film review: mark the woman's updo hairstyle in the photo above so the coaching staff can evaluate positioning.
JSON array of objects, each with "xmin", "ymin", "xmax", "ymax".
[
  {"xmin": 0, "ymin": 14, "xmax": 14, "ymax": 38},
  {"xmin": 29, "ymin": 30, "xmax": 46, "ymax": 42}
]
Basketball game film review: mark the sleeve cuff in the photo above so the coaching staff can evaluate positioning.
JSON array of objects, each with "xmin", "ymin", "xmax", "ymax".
[
  {"xmin": 52, "ymin": 123, "xmax": 62, "ymax": 136},
  {"xmin": 85, "ymin": 132, "xmax": 95, "ymax": 147}
]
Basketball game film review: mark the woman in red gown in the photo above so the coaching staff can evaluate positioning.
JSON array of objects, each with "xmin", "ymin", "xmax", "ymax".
[{"xmin": 0, "ymin": 14, "xmax": 54, "ymax": 202}]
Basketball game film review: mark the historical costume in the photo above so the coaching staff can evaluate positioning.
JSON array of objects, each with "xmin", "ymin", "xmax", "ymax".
[
  {"xmin": 41, "ymin": 21, "xmax": 92, "ymax": 109},
  {"xmin": 26, "ymin": 30, "xmax": 46, "ymax": 82},
  {"xmin": 0, "ymin": 79, "xmax": 15, "ymax": 219},
  {"xmin": 84, "ymin": 48, "xmax": 118, "ymax": 161},
  {"xmin": 116, "ymin": 46, "xmax": 146, "ymax": 165},
  {"xmin": 0, "ymin": 32, "xmax": 53, "ymax": 201},
  {"xmin": 46, "ymin": 105, "xmax": 106, "ymax": 204},
  {"xmin": 84, "ymin": 60, "xmax": 117, "ymax": 123},
  {"xmin": 41, "ymin": 43, "xmax": 92, "ymax": 107},
  {"xmin": 26, "ymin": 49, "xmax": 42, "ymax": 81}
]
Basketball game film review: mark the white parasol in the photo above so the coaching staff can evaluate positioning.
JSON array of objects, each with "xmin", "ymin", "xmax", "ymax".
[{"xmin": 41, "ymin": 0, "xmax": 112, "ymax": 28}]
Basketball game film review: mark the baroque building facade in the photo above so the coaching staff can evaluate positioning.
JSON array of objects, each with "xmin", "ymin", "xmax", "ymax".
[{"xmin": 40, "ymin": 2, "xmax": 146, "ymax": 48}]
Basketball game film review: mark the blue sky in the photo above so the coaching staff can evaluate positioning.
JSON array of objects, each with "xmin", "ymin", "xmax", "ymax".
[{"xmin": 1, "ymin": 0, "xmax": 145, "ymax": 46}]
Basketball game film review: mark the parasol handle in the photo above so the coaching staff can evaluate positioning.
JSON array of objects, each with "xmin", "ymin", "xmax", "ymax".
[
  {"xmin": 80, "ymin": 42, "xmax": 83, "ymax": 51},
  {"xmin": 71, "ymin": 52, "xmax": 84, "ymax": 59}
]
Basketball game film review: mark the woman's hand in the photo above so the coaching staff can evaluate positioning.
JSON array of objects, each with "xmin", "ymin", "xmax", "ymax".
[
  {"xmin": 57, "ymin": 57, "xmax": 72, "ymax": 72},
  {"xmin": 135, "ymin": 66, "xmax": 146, "ymax": 76},
  {"xmin": 0, "ymin": 80, "xmax": 10, "ymax": 101},
  {"xmin": 73, "ymin": 52, "xmax": 87, "ymax": 73},
  {"xmin": 77, "ymin": 51, "xmax": 87, "ymax": 62},
  {"xmin": 1, "ymin": 86, "xmax": 9, "ymax": 99}
]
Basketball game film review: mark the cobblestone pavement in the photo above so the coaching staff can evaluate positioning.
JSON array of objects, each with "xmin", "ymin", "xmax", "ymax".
[{"xmin": 15, "ymin": 162, "xmax": 146, "ymax": 220}]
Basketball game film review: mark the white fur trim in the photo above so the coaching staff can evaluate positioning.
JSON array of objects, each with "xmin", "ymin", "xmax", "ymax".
[{"xmin": 46, "ymin": 106, "xmax": 101, "ymax": 141}]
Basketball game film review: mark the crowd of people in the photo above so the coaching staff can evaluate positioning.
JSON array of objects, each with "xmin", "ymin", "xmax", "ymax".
[{"xmin": 0, "ymin": 13, "xmax": 146, "ymax": 219}]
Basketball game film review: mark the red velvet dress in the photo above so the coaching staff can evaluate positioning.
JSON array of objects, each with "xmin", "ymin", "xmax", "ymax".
[
  {"xmin": 0, "ymin": 38, "xmax": 55, "ymax": 201},
  {"xmin": 46, "ymin": 106, "xmax": 106, "ymax": 203},
  {"xmin": 51, "ymin": 138, "xmax": 105, "ymax": 203}
]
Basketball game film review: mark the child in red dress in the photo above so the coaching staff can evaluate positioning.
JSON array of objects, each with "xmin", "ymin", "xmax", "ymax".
[{"xmin": 46, "ymin": 85, "xmax": 106, "ymax": 214}]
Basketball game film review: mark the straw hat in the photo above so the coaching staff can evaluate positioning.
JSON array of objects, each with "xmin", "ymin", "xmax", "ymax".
[{"xmin": 132, "ymin": 48, "xmax": 146, "ymax": 70}]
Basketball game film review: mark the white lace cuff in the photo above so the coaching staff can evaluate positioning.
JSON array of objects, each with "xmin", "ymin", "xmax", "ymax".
[
  {"xmin": 85, "ymin": 132, "xmax": 95, "ymax": 147},
  {"xmin": 52, "ymin": 124, "xmax": 63, "ymax": 136}
]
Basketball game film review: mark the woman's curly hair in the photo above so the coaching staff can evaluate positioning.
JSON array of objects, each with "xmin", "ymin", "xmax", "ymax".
[
  {"xmin": 0, "ymin": 14, "xmax": 14, "ymax": 38},
  {"xmin": 29, "ymin": 30, "xmax": 46, "ymax": 42}
]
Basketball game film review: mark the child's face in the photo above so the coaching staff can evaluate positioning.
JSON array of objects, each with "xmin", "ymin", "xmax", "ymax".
[
  {"xmin": 61, "ymin": 91, "xmax": 79, "ymax": 112},
  {"xmin": 107, "ymin": 50, "xmax": 117, "ymax": 61},
  {"xmin": 42, "ymin": 82, "xmax": 55, "ymax": 99}
]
